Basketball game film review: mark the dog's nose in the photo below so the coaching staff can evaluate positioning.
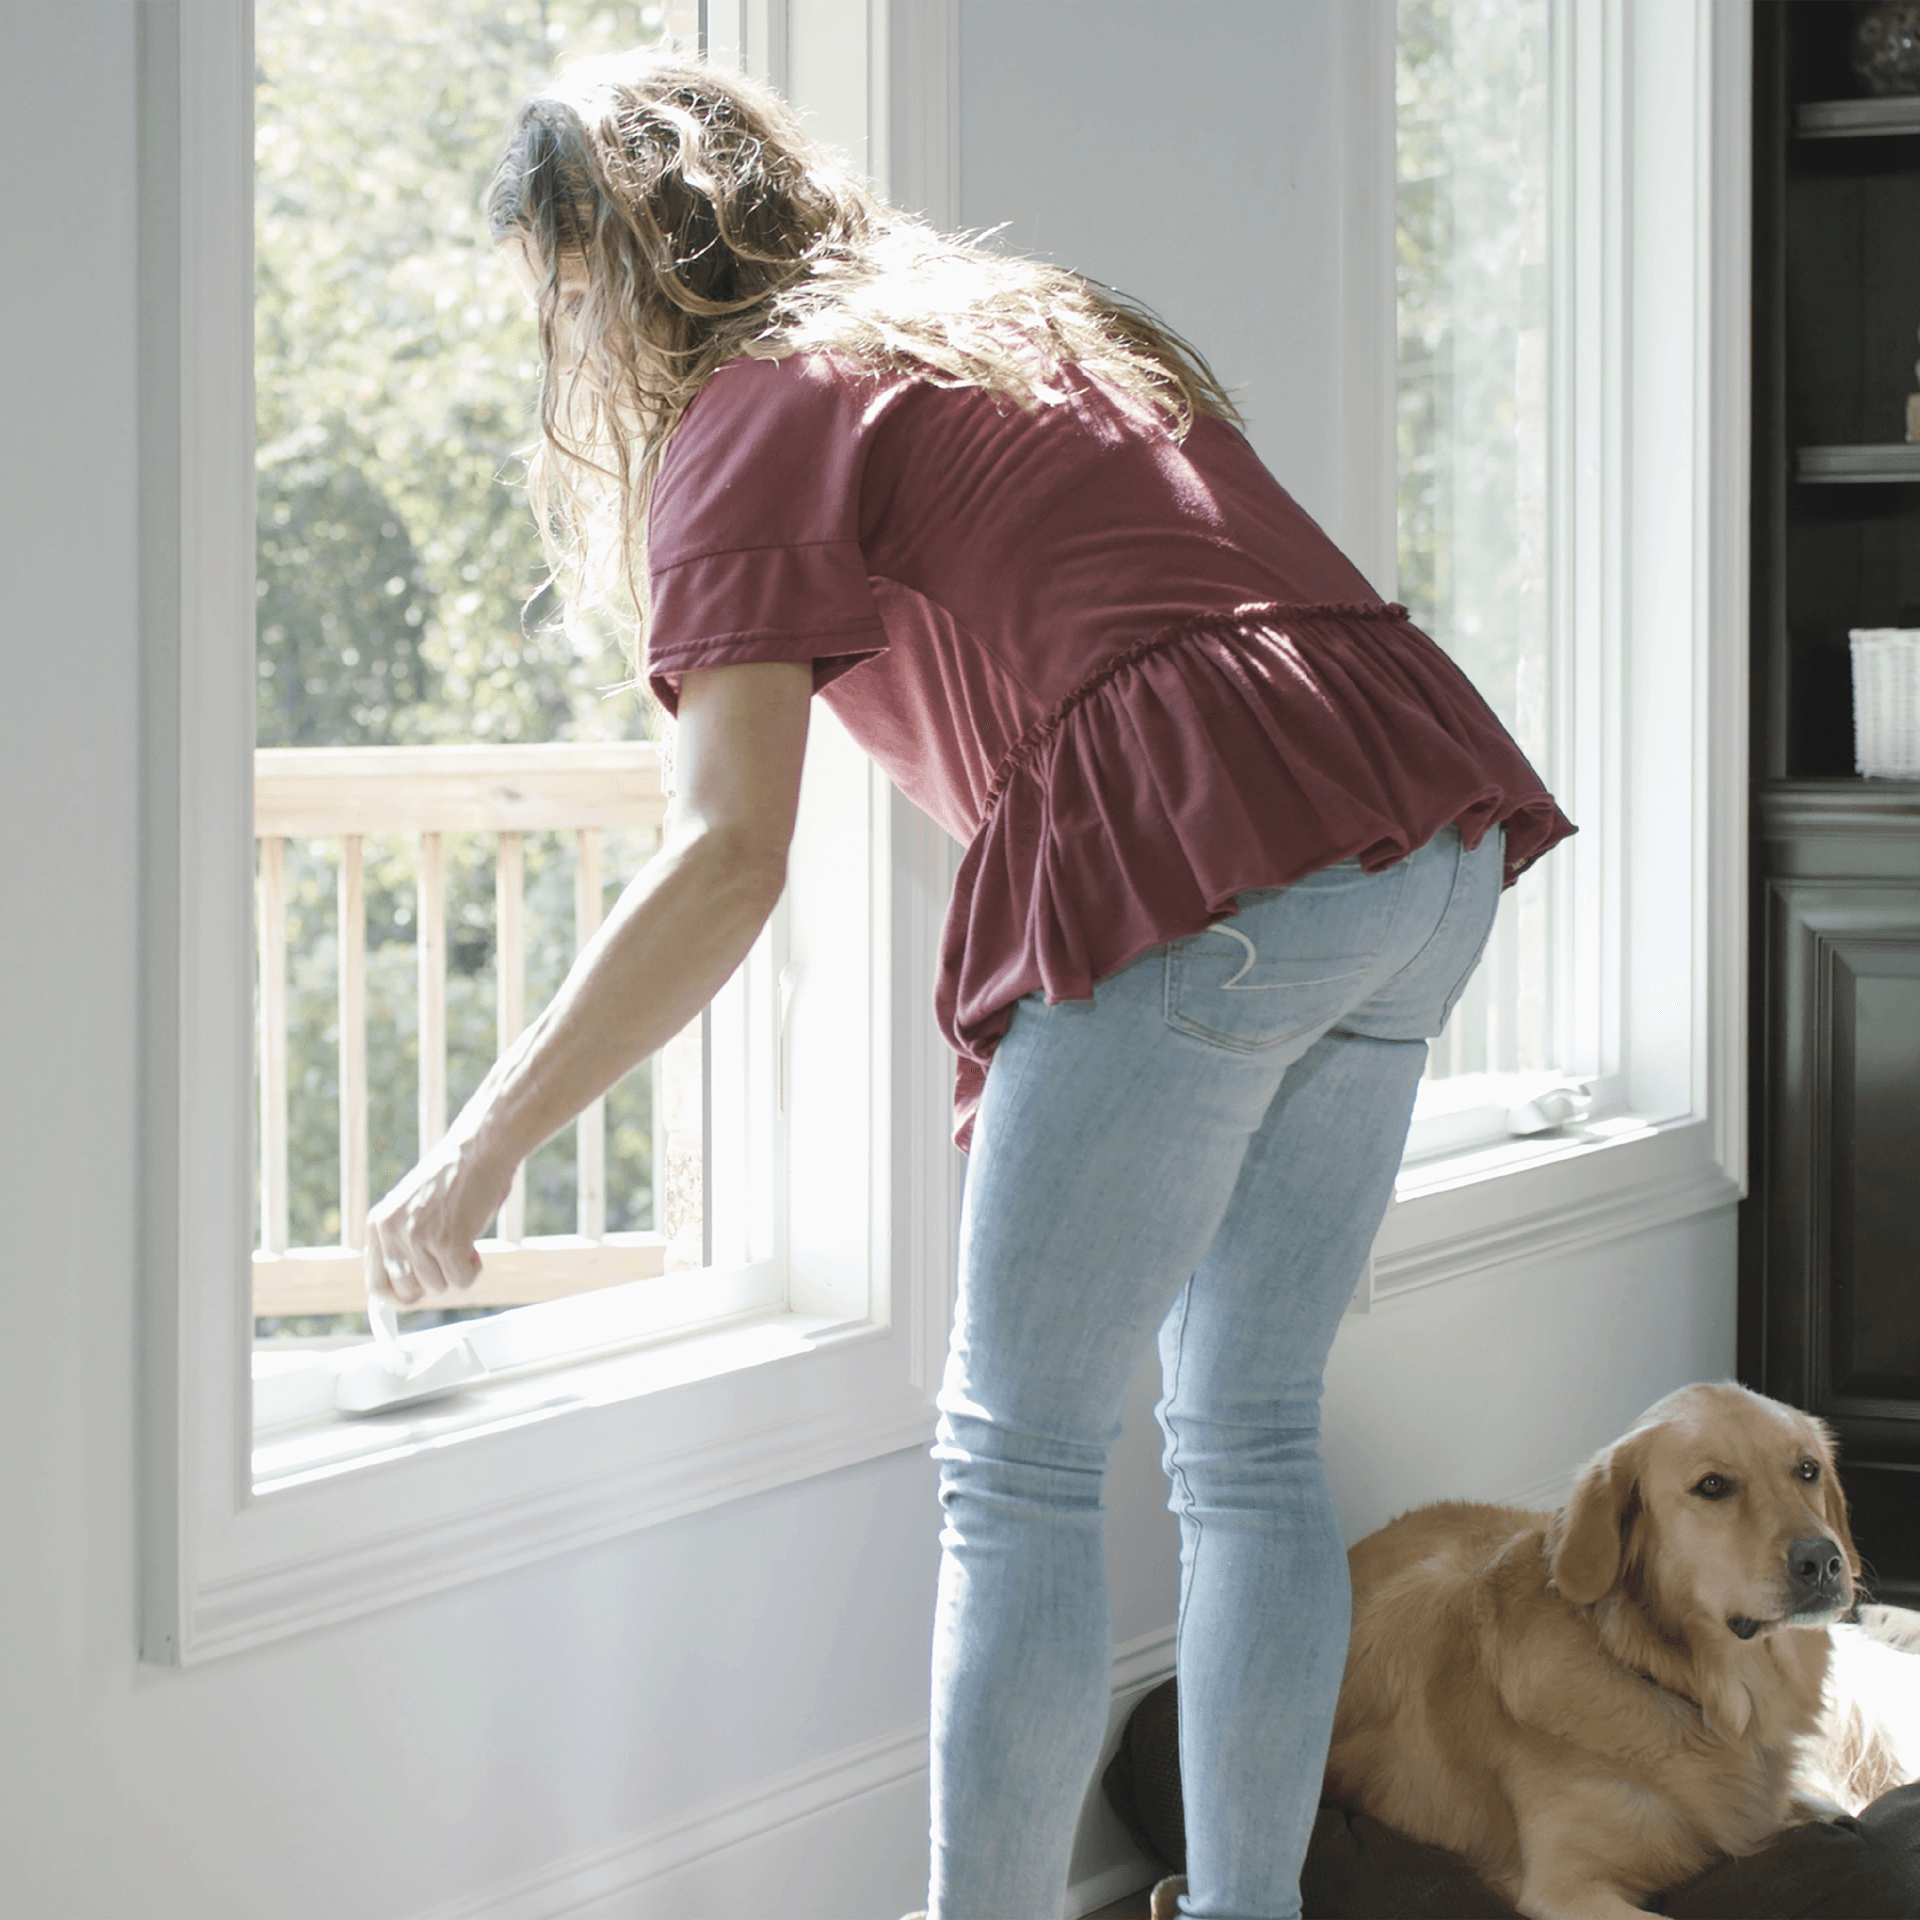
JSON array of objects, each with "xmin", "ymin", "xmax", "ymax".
[{"xmin": 1787, "ymin": 1535, "xmax": 1846, "ymax": 1594}]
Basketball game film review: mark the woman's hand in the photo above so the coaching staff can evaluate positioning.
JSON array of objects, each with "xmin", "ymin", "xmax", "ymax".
[{"xmin": 364, "ymin": 1119, "xmax": 516, "ymax": 1307}]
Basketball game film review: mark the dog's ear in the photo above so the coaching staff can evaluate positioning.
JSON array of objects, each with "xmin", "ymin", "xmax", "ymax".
[
  {"xmin": 1551, "ymin": 1431, "xmax": 1649, "ymax": 1607},
  {"xmin": 1814, "ymin": 1420, "xmax": 1861, "ymax": 1580}
]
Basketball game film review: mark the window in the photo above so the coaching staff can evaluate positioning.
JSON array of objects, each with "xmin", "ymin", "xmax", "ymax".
[
  {"xmin": 140, "ymin": 0, "xmax": 956, "ymax": 1665},
  {"xmin": 1365, "ymin": 0, "xmax": 1749, "ymax": 1295},
  {"xmin": 245, "ymin": 0, "xmax": 770, "ymax": 1475}
]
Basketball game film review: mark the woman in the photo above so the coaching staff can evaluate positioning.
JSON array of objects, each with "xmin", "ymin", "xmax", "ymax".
[{"xmin": 366, "ymin": 49, "xmax": 1572, "ymax": 1920}]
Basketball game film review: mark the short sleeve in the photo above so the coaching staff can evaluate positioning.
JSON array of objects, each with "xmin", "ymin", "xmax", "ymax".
[{"xmin": 645, "ymin": 354, "xmax": 889, "ymax": 713}]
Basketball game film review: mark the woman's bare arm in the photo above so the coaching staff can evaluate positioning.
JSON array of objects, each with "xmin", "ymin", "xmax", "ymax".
[{"xmin": 365, "ymin": 661, "xmax": 812, "ymax": 1304}]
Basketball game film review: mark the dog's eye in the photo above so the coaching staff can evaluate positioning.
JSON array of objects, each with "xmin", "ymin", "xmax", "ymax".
[
  {"xmin": 1692, "ymin": 1473, "xmax": 1733, "ymax": 1500},
  {"xmin": 1797, "ymin": 1459, "xmax": 1821, "ymax": 1483}
]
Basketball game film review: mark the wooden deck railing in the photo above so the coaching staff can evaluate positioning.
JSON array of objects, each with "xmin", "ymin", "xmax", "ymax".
[{"xmin": 252, "ymin": 743, "xmax": 701, "ymax": 1317}]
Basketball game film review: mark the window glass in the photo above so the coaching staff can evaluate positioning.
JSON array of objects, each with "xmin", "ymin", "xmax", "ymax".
[
  {"xmin": 1396, "ymin": 0, "xmax": 1556, "ymax": 1087},
  {"xmin": 252, "ymin": 0, "xmax": 703, "ymax": 1356}
]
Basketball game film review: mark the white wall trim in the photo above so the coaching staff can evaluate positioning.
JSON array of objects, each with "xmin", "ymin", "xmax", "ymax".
[
  {"xmin": 415, "ymin": 1721, "xmax": 928, "ymax": 1920},
  {"xmin": 1496, "ymin": 1467, "xmax": 1579, "ymax": 1512},
  {"xmin": 137, "ymin": 0, "xmax": 260, "ymax": 1671},
  {"xmin": 1376, "ymin": 1119, "xmax": 1739, "ymax": 1302},
  {"xmin": 1109, "ymin": 1622, "xmax": 1176, "ymax": 1698},
  {"xmin": 893, "ymin": 799, "xmax": 966, "ymax": 1394},
  {"xmin": 1072, "ymin": 1863, "xmax": 1163, "ymax": 1919},
  {"xmin": 887, "ymin": 0, "xmax": 959, "ymax": 230},
  {"xmin": 705, "ymin": 0, "xmax": 789, "ymax": 93},
  {"xmin": 1700, "ymin": 0, "xmax": 1752, "ymax": 1194},
  {"xmin": 411, "ymin": 1626, "xmax": 1178, "ymax": 1920}
]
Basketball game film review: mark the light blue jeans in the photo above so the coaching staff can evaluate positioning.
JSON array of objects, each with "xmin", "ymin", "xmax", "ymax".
[{"xmin": 926, "ymin": 825, "xmax": 1503, "ymax": 1920}]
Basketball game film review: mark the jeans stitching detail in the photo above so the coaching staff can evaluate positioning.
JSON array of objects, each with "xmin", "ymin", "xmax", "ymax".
[{"xmin": 1164, "ymin": 863, "xmax": 1408, "ymax": 1053}]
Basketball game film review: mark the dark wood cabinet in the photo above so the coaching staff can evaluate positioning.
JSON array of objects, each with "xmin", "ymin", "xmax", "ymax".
[{"xmin": 1744, "ymin": 7, "xmax": 1920, "ymax": 1604}]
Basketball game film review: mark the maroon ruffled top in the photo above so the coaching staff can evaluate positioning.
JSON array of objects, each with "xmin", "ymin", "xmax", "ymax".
[{"xmin": 646, "ymin": 352, "xmax": 1573, "ymax": 1147}]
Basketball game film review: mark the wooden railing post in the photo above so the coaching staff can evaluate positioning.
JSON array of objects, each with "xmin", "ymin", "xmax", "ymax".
[
  {"xmin": 658, "ymin": 1015, "xmax": 704, "ymax": 1272},
  {"xmin": 574, "ymin": 828, "xmax": 606, "ymax": 1240},
  {"xmin": 258, "ymin": 835, "xmax": 290, "ymax": 1256},
  {"xmin": 495, "ymin": 830, "xmax": 525, "ymax": 1243},
  {"xmin": 416, "ymin": 831, "xmax": 446, "ymax": 1154},
  {"xmin": 338, "ymin": 835, "xmax": 368, "ymax": 1249}
]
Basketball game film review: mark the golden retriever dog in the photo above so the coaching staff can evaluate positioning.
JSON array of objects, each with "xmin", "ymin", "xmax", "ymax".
[{"xmin": 1323, "ymin": 1382, "xmax": 1920, "ymax": 1920}]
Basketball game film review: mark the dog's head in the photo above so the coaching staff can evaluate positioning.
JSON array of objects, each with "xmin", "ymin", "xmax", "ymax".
[{"xmin": 1546, "ymin": 1383, "xmax": 1857, "ymax": 1732}]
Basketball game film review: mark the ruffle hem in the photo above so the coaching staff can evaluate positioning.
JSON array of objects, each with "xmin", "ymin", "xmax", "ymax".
[{"xmin": 941, "ymin": 602, "xmax": 1576, "ymax": 1148}]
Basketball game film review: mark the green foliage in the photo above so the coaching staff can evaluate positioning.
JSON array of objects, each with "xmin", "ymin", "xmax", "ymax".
[
  {"xmin": 253, "ymin": 0, "xmax": 672, "ymax": 1333},
  {"xmin": 257, "ymin": 445, "xmax": 433, "ymax": 745},
  {"xmin": 254, "ymin": 0, "xmax": 664, "ymax": 748}
]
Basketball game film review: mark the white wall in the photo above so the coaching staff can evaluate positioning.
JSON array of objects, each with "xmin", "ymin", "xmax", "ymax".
[
  {"xmin": 0, "ymin": 5, "xmax": 1732, "ymax": 1918},
  {"xmin": 959, "ymin": 0, "xmax": 1381, "ymax": 576}
]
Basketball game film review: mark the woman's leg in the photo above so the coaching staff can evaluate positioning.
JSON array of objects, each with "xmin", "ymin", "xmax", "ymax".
[
  {"xmin": 928, "ymin": 955, "xmax": 1293, "ymax": 1920},
  {"xmin": 1156, "ymin": 1027, "xmax": 1428, "ymax": 1920},
  {"xmin": 1156, "ymin": 829, "xmax": 1504, "ymax": 1920}
]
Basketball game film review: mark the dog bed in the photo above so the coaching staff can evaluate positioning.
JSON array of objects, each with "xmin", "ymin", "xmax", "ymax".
[{"xmin": 1102, "ymin": 1678, "xmax": 1920, "ymax": 1917}]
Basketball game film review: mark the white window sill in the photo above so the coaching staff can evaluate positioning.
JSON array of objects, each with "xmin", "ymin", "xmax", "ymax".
[
  {"xmin": 1400, "ymin": 1103, "xmax": 1660, "ymax": 1193},
  {"xmin": 1365, "ymin": 1110, "xmax": 1740, "ymax": 1308},
  {"xmin": 253, "ymin": 1306, "xmax": 880, "ymax": 1493},
  {"xmin": 251, "ymin": 1252, "xmax": 784, "ymax": 1436},
  {"xmin": 184, "ymin": 1307, "xmax": 940, "ymax": 1663},
  {"xmin": 1403, "ymin": 1068, "xmax": 1626, "ymax": 1160}
]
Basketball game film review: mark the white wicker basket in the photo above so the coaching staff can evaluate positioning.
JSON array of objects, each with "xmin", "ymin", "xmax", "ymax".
[{"xmin": 1850, "ymin": 629, "xmax": 1920, "ymax": 778}]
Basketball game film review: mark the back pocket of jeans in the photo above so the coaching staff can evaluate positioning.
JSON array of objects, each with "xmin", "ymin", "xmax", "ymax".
[{"xmin": 1163, "ymin": 865, "xmax": 1401, "ymax": 1054}]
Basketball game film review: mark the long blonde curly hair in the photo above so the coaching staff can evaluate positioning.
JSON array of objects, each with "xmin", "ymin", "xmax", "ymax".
[{"xmin": 486, "ymin": 48, "xmax": 1241, "ymax": 668}]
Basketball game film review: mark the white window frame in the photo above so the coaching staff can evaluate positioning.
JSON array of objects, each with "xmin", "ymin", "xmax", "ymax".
[
  {"xmin": 138, "ymin": 0, "xmax": 956, "ymax": 1665},
  {"xmin": 1357, "ymin": 0, "xmax": 1749, "ymax": 1302}
]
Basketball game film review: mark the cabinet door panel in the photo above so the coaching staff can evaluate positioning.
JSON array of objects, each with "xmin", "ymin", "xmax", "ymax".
[
  {"xmin": 1767, "ymin": 881, "xmax": 1920, "ymax": 1597},
  {"xmin": 1830, "ymin": 951, "xmax": 1920, "ymax": 1398},
  {"xmin": 1774, "ymin": 879, "xmax": 1920, "ymax": 1597},
  {"xmin": 1844, "ymin": 1461, "xmax": 1920, "ymax": 1600},
  {"xmin": 1766, "ymin": 882, "xmax": 1920, "ymax": 1425}
]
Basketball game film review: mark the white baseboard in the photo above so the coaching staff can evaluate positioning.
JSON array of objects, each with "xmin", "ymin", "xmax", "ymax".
[
  {"xmin": 1066, "ymin": 1626, "xmax": 1177, "ymax": 1918},
  {"xmin": 414, "ymin": 1626, "xmax": 1178, "ymax": 1920},
  {"xmin": 1497, "ymin": 1471, "xmax": 1575, "ymax": 1513},
  {"xmin": 413, "ymin": 1721, "xmax": 928, "ymax": 1920}
]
